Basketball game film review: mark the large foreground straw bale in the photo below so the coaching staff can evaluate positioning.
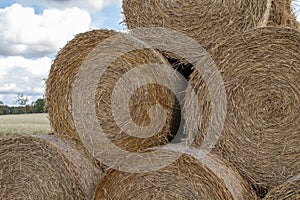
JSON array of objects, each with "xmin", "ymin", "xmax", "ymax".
[
  {"xmin": 93, "ymin": 146, "xmax": 257, "ymax": 200},
  {"xmin": 0, "ymin": 135, "xmax": 102, "ymax": 200},
  {"xmin": 46, "ymin": 29, "xmax": 183, "ymax": 153},
  {"xmin": 184, "ymin": 27, "xmax": 300, "ymax": 191}
]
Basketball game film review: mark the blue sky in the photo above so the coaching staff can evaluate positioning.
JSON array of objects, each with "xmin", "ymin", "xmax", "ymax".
[{"xmin": 0, "ymin": 1, "xmax": 299, "ymax": 106}]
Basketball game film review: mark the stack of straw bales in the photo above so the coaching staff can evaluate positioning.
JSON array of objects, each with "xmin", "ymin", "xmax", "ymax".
[
  {"xmin": 2, "ymin": 0, "xmax": 299, "ymax": 199},
  {"xmin": 45, "ymin": 27, "xmax": 257, "ymax": 199},
  {"xmin": 121, "ymin": 0, "xmax": 300, "ymax": 199}
]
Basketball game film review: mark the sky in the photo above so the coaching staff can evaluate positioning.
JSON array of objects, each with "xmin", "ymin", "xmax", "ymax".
[
  {"xmin": 0, "ymin": 0, "xmax": 124, "ymax": 106},
  {"xmin": 0, "ymin": 1, "xmax": 299, "ymax": 106}
]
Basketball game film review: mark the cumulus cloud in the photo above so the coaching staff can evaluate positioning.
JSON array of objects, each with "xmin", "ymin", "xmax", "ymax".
[
  {"xmin": 0, "ymin": 56, "xmax": 52, "ymax": 105},
  {"xmin": 0, "ymin": 3, "xmax": 92, "ymax": 58}
]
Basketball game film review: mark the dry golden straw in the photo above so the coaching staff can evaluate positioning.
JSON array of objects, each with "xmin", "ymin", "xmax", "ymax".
[
  {"xmin": 46, "ymin": 29, "xmax": 182, "ymax": 152},
  {"xmin": 263, "ymin": 175, "xmax": 300, "ymax": 199},
  {"xmin": 184, "ymin": 27, "xmax": 300, "ymax": 192},
  {"xmin": 93, "ymin": 146, "xmax": 257, "ymax": 200},
  {"xmin": 259, "ymin": 0, "xmax": 300, "ymax": 28},
  {"xmin": 123, "ymin": 0, "xmax": 299, "ymax": 53},
  {"xmin": 0, "ymin": 135, "xmax": 102, "ymax": 200}
]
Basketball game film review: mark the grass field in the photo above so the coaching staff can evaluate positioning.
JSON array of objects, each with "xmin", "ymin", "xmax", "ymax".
[{"xmin": 0, "ymin": 113, "xmax": 51, "ymax": 136}]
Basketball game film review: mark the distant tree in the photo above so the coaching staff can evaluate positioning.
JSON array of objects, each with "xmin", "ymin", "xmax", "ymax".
[
  {"xmin": 25, "ymin": 105, "xmax": 32, "ymax": 113},
  {"xmin": 16, "ymin": 93, "xmax": 28, "ymax": 106},
  {"xmin": 0, "ymin": 101, "xmax": 3, "ymax": 114},
  {"xmin": 33, "ymin": 98, "xmax": 46, "ymax": 113},
  {"xmin": 16, "ymin": 93, "xmax": 29, "ymax": 113},
  {"xmin": 0, "ymin": 101, "xmax": 11, "ymax": 115},
  {"xmin": 12, "ymin": 106, "xmax": 24, "ymax": 114},
  {"xmin": 4, "ymin": 106, "xmax": 11, "ymax": 115}
]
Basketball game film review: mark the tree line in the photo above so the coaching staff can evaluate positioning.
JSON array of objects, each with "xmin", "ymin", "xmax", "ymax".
[{"xmin": 0, "ymin": 94, "xmax": 47, "ymax": 115}]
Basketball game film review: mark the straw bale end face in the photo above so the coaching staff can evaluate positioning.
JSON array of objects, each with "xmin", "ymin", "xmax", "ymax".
[
  {"xmin": 46, "ymin": 30, "xmax": 117, "ymax": 143},
  {"xmin": 184, "ymin": 27, "xmax": 300, "ymax": 191},
  {"xmin": 94, "ymin": 48, "xmax": 182, "ymax": 152},
  {"xmin": 46, "ymin": 29, "xmax": 183, "ymax": 154},
  {"xmin": 0, "ymin": 135, "xmax": 102, "ymax": 199}
]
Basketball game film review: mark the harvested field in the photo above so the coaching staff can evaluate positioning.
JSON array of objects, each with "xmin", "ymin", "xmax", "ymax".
[{"xmin": 0, "ymin": 113, "xmax": 51, "ymax": 136}]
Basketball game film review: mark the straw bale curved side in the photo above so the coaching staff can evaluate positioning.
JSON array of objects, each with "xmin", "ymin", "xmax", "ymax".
[
  {"xmin": 123, "ymin": 0, "xmax": 299, "ymax": 53},
  {"xmin": 93, "ymin": 146, "xmax": 257, "ymax": 200}
]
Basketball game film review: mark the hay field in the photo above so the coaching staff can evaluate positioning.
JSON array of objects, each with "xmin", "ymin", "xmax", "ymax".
[{"xmin": 0, "ymin": 113, "xmax": 51, "ymax": 136}]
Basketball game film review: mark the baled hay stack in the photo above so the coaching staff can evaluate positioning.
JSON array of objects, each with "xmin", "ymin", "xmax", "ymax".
[
  {"xmin": 123, "ymin": 0, "xmax": 299, "ymax": 54},
  {"xmin": 46, "ymin": 29, "xmax": 183, "ymax": 153},
  {"xmin": 264, "ymin": 175, "xmax": 300, "ymax": 199},
  {"xmin": 93, "ymin": 146, "xmax": 257, "ymax": 200},
  {"xmin": 0, "ymin": 135, "xmax": 102, "ymax": 199},
  {"xmin": 184, "ymin": 27, "xmax": 300, "ymax": 192}
]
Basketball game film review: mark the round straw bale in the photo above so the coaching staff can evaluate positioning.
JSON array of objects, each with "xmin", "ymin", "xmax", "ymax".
[
  {"xmin": 123, "ymin": 0, "xmax": 299, "ymax": 54},
  {"xmin": 46, "ymin": 29, "xmax": 183, "ymax": 153},
  {"xmin": 263, "ymin": 175, "xmax": 300, "ymax": 199},
  {"xmin": 184, "ymin": 27, "xmax": 300, "ymax": 191},
  {"xmin": 93, "ymin": 146, "xmax": 257, "ymax": 200},
  {"xmin": 0, "ymin": 135, "xmax": 102, "ymax": 199}
]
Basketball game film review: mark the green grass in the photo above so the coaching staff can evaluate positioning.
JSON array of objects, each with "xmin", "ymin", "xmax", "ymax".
[{"xmin": 0, "ymin": 113, "xmax": 51, "ymax": 136}]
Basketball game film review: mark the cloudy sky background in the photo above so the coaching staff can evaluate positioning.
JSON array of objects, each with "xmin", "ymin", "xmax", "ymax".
[
  {"xmin": 0, "ymin": 1, "xmax": 300, "ymax": 106},
  {"xmin": 0, "ymin": 0, "xmax": 123, "ymax": 105}
]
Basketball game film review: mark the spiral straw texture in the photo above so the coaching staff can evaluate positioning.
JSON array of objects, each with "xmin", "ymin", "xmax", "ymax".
[
  {"xmin": 123, "ymin": 0, "xmax": 299, "ymax": 54},
  {"xmin": 263, "ymin": 175, "xmax": 300, "ymax": 199},
  {"xmin": 46, "ymin": 29, "xmax": 183, "ymax": 153},
  {"xmin": 93, "ymin": 146, "xmax": 257, "ymax": 200},
  {"xmin": 46, "ymin": 30, "xmax": 115, "ymax": 143},
  {"xmin": 0, "ymin": 135, "xmax": 102, "ymax": 200},
  {"xmin": 184, "ymin": 27, "xmax": 300, "ymax": 191}
]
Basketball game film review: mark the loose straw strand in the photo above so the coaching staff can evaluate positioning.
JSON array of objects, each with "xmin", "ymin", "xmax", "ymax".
[{"xmin": 258, "ymin": 0, "xmax": 274, "ymax": 27}]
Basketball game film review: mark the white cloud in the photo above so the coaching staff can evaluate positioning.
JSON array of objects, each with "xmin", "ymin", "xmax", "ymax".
[
  {"xmin": 35, "ymin": 0, "xmax": 123, "ymax": 29},
  {"xmin": 87, "ymin": 0, "xmax": 119, "ymax": 10},
  {"xmin": 0, "ymin": 56, "xmax": 51, "ymax": 76},
  {"xmin": 292, "ymin": 1, "xmax": 300, "ymax": 21},
  {"xmin": 0, "ymin": 56, "xmax": 52, "ymax": 105},
  {"xmin": 17, "ymin": 0, "xmax": 121, "ymax": 12},
  {"xmin": 0, "ymin": 3, "xmax": 92, "ymax": 57}
]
